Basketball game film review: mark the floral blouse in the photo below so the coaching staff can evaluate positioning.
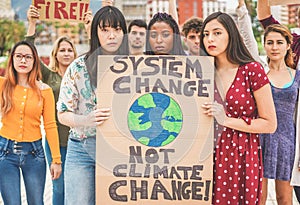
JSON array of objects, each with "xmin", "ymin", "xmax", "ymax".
[{"xmin": 57, "ymin": 55, "xmax": 97, "ymax": 140}]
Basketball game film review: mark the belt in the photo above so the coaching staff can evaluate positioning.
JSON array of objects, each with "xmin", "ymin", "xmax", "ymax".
[
  {"xmin": 69, "ymin": 138, "xmax": 81, "ymax": 143},
  {"xmin": 69, "ymin": 137, "xmax": 96, "ymax": 143}
]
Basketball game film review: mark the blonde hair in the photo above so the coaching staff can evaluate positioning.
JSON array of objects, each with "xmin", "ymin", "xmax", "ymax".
[
  {"xmin": 48, "ymin": 36, "xmax": 77, "ymax": 72},
  {"xmin": 1, "ymin": 41, "xmax": 41, "ymax": 115}
]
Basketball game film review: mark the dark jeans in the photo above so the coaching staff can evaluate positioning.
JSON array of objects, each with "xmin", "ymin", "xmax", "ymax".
[{"xmin": 0, "ymin": 135, "xmax": 46, "ymax": 205}]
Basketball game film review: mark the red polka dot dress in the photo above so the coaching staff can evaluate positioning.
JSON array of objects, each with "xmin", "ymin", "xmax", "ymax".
[{"xmin": 212, "ymin": 62, "xmax": 270, "ymax": 205}]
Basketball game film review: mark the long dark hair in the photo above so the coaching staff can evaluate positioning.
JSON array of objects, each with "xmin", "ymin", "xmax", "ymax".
[
  {"xmin": 145, "ymin": 12, "xmax": 186, "ymax": 55},
  {"xmin": 200, "ymin": 12, "xmax": 255, "ymax": 65},
  {"xmin": 85, "ymin": 6, "xmax": 129, "ymax": 88}
]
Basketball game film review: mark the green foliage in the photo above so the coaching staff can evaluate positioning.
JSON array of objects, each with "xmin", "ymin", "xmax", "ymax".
[
  {"xmin": 257, "ymin": 41, "xmax": 266, "ymax": 55},
  {"xmin": 54, "ymin": 22, "xmax": 60, "ymax": 29},
  {"xmin": 64, "ymin": 23, "xmax": 71, "ymax": 28},
  {"xmin": 286, "ymin": 24, "xmax": 297, "ymax": 30},
  {"xmin": 0, "ymin": 19, "xmax": 26, "ymax": 56},
  {"xmin": 36, "ymin": 24, "xmax": 45, "ymax": 35},
  {"xmin": 78, "ymin": 23, "xmax": 85, "ymax": 30}
]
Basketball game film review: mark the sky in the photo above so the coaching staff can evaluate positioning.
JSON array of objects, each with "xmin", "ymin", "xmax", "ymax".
[
  {"xmin": 222, "ymin": 0, "xmax": 258, "ymax": 11},
  {"xmin": 223, "ymin": 0, "xmax": 238, "ymax": 10}
]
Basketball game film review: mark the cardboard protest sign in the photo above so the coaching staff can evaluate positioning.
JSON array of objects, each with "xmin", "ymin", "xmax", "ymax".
[
  {"xmin": 96, "ymin": 55, "xmax": 214, "ymax": 204},
  {"xmin": 269, "ymin": 0, "xmax": 300, "ymax": 5},
  {"xmin": 32, "ymin": 0, "xmax": 89, "ymax": 22}
]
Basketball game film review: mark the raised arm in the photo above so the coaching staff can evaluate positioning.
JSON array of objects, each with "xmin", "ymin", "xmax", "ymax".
[
  {"xmin": 236, "ymin": 0, "xmax": 268, "ymax": 70},
  {"xmin": 25, "ymin": 5, "xmax": 50, "ymax": 81},
  {"xmin": 83, "ymin": 10, "xmax": 93, "ymax": 40},
  {"xmin": 169, "ymin": 0, "xmax": 178, "ymax": 24},
  {"xmin": 236, "ymin": 0, "xmax": 259, "ymax": 60},
  {"xmin": 257, "ymin": 0, "xmax": 271, "ymax": 20},
  {"xmin": 26, "ymin": 5, "xmax": 39, "ymax": 37}
]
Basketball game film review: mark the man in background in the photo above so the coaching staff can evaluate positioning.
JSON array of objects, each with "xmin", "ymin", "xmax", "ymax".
[
  {"xmin": 128, "ymin": 19, "xmax": 147, "ymax": 55},
  {"xmin": 181, "ymin": 17, "xmax": 203, "ymax": 56}
]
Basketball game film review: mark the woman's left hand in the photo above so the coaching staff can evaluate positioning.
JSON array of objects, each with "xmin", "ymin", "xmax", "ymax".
[
  {"xmin": 202, "ymin": 101, "xmax": 227, "ymax": 126},
  {"xmin": 50, "ymin": 163, "xmax": 62, "ymax": 180}
]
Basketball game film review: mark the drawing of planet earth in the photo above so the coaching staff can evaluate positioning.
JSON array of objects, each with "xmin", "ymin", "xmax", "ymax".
[{"xmin": 128, "ymin": 92, "xmax": 183, "ymax": 147}]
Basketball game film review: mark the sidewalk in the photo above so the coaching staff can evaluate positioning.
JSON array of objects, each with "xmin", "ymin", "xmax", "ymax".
[{"xmin": 0, "ymin": 176, "xmax": 299, "ymax": 204}]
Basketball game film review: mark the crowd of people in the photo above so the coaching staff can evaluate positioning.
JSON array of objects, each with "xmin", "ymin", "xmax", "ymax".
[{"xmin": 0, "ymin": 0, "xmax": 299, "ymax": 204}]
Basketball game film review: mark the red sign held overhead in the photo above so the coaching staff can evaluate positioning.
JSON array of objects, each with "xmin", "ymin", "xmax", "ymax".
[{"xmin": 32, "ymin": 0, "xmax": 90, "ymax": 22}]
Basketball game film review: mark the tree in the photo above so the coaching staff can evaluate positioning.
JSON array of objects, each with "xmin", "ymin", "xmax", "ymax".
[{"xmin": 0, "ymin": 19, "xmax": 26, "ymax": 56}]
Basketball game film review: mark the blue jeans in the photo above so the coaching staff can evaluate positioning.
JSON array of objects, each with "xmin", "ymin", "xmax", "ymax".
[
  {"xmin": 45, "ymin": 141, "xmax": 67, "ymax": 205},
  {"xmin": 64, "ymin": 137, "xmax": 96, "ymax": 205},
  {"xmin": 0, "ymin": 135, "xmax": 46, "ymax": 205}
]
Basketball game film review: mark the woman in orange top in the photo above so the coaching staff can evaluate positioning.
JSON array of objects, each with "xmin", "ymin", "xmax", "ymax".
[{"xmin": 0, "ymin": 40, "xmax": 61, "ymax": 205}]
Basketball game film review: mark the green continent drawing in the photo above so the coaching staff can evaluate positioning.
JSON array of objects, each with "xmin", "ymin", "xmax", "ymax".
[{"xmin": 128, "ymin": 93, "xmax": 183, "ymax": 147}]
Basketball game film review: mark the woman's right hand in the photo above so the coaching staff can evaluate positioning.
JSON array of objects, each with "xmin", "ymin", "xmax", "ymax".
[
  {"xmin": 27, "ymin": 5, "xmax": 40, "ymax": 24},
  {"xmin": 202, "ymin": 101, "xmax": 227, "ymax": 126},
  {"xmin": 85, "ymin": 108, "xmax": 111, "ymax": 127}
]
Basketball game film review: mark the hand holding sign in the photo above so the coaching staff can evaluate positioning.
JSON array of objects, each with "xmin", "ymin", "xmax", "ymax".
[
  {"xmin": 202, "ymin": 101, "xmax": 227, "ymax": 126},
  {"xmin": 85, "ymin": 108, "xmax": 111, "ymax": 127},
  {"xmin": 27, "ymin": 5, "xmax": 40, "ymax": 24},
  {"xmin": 83, "ymin": 10, "xmax": 93, "ymax": 39}
]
